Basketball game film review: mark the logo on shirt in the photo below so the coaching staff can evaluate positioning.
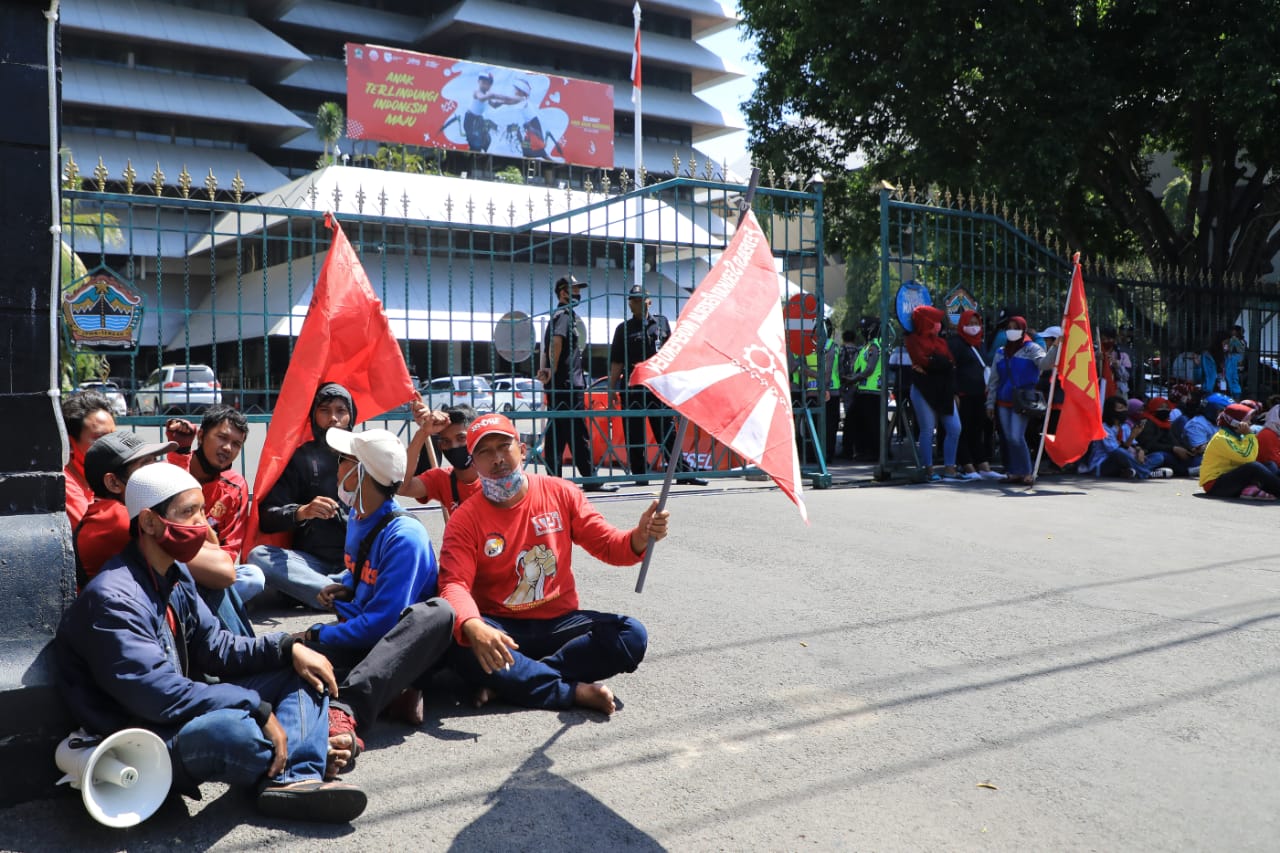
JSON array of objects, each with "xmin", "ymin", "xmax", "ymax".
[
  {"xmin": 484, "ymin": 534, "xmax": 506, "ymax": 558},
  {"xmin": 531, "ymin": 511, "xmax": 563, "ymax": 536}
]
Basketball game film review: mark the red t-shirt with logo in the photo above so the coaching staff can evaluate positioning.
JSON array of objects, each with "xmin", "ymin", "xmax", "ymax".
[
  {"xmin": 413, "ymin": 467, "xmax": 483, "ymax": 513},
  {"xmin": 439, "ymin": 473, "xmax": 640, "ymax": 643},
  {"xmin": 169, "ymin": 451, "xmax": 250, "ymax": 561}
]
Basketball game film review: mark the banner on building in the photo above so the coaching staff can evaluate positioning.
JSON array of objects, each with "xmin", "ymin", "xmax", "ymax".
[{"xmin": 345, "ymin": 43, "xmax": 615, "ymax": 168}]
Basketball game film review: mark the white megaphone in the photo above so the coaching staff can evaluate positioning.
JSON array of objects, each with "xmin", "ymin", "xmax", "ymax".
[{"xmin": 55, "ymin": 728, "xmax": 172, "ymax": 828}]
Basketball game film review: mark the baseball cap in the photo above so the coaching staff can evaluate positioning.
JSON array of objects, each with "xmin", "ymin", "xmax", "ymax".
[
  {"xmin": 86, "ymin": 432, "xmax": 178, "ymax": 498},
  {"xmin": 555, "ymin": 274, "xmax": 587, "ymax": 293},
  {"xmin": 1041, "ymin": 325, "xmax": 1063, "ymax": 339},
  {"xmin": 326, "ymin": 428, "xmax": 407, "ymax": 487},
  {"xmin": 627, "ymin": 284, "xmax": 648, "ymax": 298},
  {"xmin": 466, "ymin": 412, "xmax": 520, "ymax": 455},
  {"xmin": 479, "ymin": 68, "xmax": 494, "ymax": 81},
  {"xmin": 125, "ymin": 462, "xmax": 202, "ymax": 520}
]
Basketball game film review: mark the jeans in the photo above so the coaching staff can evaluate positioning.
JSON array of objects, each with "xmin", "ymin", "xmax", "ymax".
[
  {"xmin": 232, "ymin": 563, "xmax": 266, "ymax": 604},
  {"xmin": 910, "ymin": 385, "xmax": 960, "ymax": 469},
  {"xmin": 198, "ymin": 584, "xmax": 255, "ymax": 638},
  {"xmin": 996, "ymin": 406, "xmax": 1033, "ymax": 476},
  {"xmin": 168, "ymin": 669, "xmax": 327, "ymax": 793},
  {"xmin": 447, "ymin": 610, "xmax": 647, "ymax": 709},
  {"xmin": 1096, "ymin": 447, "xmax": 1154, "ymax": 478},
  {"xmin": 247, "ymin": 545, "xmax": 345, "ymax": 610},
  {"xmin": 318, "ymin": 598, "xmax": 456, "ymax": 731}
]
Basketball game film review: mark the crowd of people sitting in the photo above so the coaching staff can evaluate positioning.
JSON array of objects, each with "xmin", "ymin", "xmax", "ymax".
[{"xmin": 55, "ymin": 383, "xmax": 669, "ymax": 824}]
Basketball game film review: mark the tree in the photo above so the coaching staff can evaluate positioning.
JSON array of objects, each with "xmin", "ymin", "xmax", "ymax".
[
  {"xmin": 740, "ymin": 1, "xmax": 1280, "ymax": 288},
  {"xmin": 315, "ymin": 101, "xmax": 345, "ymax": 166}
]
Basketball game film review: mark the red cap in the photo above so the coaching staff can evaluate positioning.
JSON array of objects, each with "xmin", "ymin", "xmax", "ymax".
[{"xmin": 466, "ymin": 412, "xmax": 520, "ymax": 454}]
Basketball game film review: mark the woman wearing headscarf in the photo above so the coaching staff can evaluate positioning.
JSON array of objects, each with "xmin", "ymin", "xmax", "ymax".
[
  {"xmin": 905, "ymin": 304, "xmax": 962, "ymax": 482},
  {"xmin": 1134, "ymin": 396, "xmax": 1197, "ymax": 477},
  {"xmin": 985, "ymin": 316, "xmax": 1056, "ymax": 484},
  {"xmin": 1199, "ymin": 403, "xmax": 1280, "ymax": 500},
  {"xmin": 947, "ymin": 309, "xmax": 1000, "ymax": 480},
  {"xmin": 1081, "ymin": 395, "xmax": 1173, "ymax": 479}
]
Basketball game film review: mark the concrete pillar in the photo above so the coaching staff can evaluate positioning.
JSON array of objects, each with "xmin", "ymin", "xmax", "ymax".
[{"xmin": 0, "ymin": 0, "xmax": 77, "ymax": 806}]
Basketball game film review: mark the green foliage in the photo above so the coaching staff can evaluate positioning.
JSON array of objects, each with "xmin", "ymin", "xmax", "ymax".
[
  {"xmin": 356, "ymin": 145, "xmax": 442, "ymax": 175},
  {"xmin": 740, "ymin": 0, "xmax": 1280, "ymax": 285},
  {"xmin": 315, "ymin": 101, "xmax": 345, "ymax": 165},
  {"xmin": 494, "ymin": 165, "xmax": 525, "ymax": 184}
]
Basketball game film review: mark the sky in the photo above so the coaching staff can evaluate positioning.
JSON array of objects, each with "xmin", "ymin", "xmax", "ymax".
[{"xmin": 694, "ymin": 22, "xmax": 761, "ymax": 168}]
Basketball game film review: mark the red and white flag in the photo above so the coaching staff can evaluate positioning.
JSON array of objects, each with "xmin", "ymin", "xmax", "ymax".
[
  {"xmin": 1045, "ymin": 255, "xmax": 1107, "ymax": 466},
  {"xmin": 630, "ymin": 2, "xmax": 642, "ymax": 104},
  {"xmin": 632, "ymin": 210, "xmax": 807, "ymax": 523},
  {"xmin": 243, "ymin": 214, "xmax": 416, "ymax": 553}
]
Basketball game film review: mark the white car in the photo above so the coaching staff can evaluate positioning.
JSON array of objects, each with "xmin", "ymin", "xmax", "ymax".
[
  {"xmin": 491, "ymin": 375, "xmax": 545, "ymax": 412},
  {"xmin": 134, "ymin": 364, "xmax": 222, "ymax": 415},
  {"xmin": 74, "ymin": 380, "xmax": 128, "ymax": 418},
  {"xmin": 421, "ymin": 375, "xmax": 496, "ymax": 413}
]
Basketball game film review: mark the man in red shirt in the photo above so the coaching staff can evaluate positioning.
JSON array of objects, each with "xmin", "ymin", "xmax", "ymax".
[
  {"xmin": 399, "ymin": 404, "xmax": 483, "ymax": 515},
  {"xmin": 62, "ymin": 390, "xmax": 117, "ymax": 529},
  {"xmin": 439, "ymin": 413, "xmax": 669, "ymax": 715},
  {"xmin": 166, "ymin": 405, "xmax": 265, "ymax": 606},
  {"xmin": 75, "ymin": 430, "xmax": 176, "ymax": 587}
]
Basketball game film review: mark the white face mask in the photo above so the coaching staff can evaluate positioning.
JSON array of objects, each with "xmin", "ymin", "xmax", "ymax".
[
  {"xmin": 1005, "ymin": 329, "xmax": 1023, "ymax": 342},
  {"xmin": 338, "ymin": 464, "xmax": 362, "ymax": 511},
  {"xmin": 963, "ymin": 325, "xmax": 982, "ymax": 336}
]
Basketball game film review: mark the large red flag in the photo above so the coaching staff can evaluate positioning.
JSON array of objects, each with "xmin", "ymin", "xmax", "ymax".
[
  {"xmin": 1045, "ymin": 257, "xmax": 1107, "ymax": 466},
  {"xmin": 244, "ymin": 214, "xmax": 416, "ymax": 552},
  {"xmin": 632, "ymin": 210, "xmax": 807, "ymax": 523}
]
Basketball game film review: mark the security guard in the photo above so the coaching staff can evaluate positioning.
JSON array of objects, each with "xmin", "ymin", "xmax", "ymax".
[
  {"xmin": 607, "ymin": 285, "xmax": 707, "ymax": 486},
  {"xmin": 790, "ymin": 319, "xmax": 840, "ymax": 463},
  {"xmin": 848, "ymin": 316, "xmax": 884, "ymax": 462}
]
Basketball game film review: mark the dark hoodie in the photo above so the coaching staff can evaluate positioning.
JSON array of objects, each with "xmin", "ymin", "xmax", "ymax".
[{"xmin": 257, "ymin": 383, "xmax": 356, "ymax": 565}]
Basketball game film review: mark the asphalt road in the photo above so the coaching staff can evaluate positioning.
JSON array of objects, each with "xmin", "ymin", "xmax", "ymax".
[{"xmin": 3, "ymin": 473, "xmax": 1277, "ymax": 851}]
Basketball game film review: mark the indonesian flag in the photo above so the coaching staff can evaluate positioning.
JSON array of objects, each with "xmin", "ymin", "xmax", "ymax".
[
  {"xmin": 1045, "ymin": 256, "xmax": 1107, "ymax": 466},
  {"xmin": 632, "ymin": 210, "xmax": 808, "ymax": 523},
  {"xmin": 631, "ymin": 2, "xmax": 642, "ymax": 104},
  {"xmin": 243, "ymin": 214, "xmax": 416, "ymax": 552}
]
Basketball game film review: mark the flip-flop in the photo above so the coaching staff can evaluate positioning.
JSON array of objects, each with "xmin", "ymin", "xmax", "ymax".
[
  {"xmin": 1240, "ymin": 485, "xmax": 1276, "ymax": 501},
  {"xmin": 326, "ymin": 731, "xmax": 362, "ymax": 779},
  {"xmin": 257, "ymin": 779, "xmax": 367, "ymax": 823}
]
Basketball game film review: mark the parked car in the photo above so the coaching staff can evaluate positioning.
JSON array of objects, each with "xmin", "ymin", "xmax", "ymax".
[
  {"xmin": 73, "ymin": 380, "xmax": 128, "ymax": 418},
  {"xmin": 491, "ymin": 375, "xmax": 545, "ymax": 412},
  {"xmin": 134, "ymin": 364, "xmax": 222, "ymax": 415},
  {"xmin": 421, "ymin": 375, "xmax": 496, "ymax": 413}
]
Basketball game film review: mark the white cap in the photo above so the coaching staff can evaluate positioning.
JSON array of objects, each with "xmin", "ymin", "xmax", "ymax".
[
  {"xmin": 1041, "ymin": 325, "xmax": 1063, "ymax": 340},
  {"xmin": 124, "ymin": 462, "xmax": 202, "ymax": 520},
  {"xmin": 326, "ymin": 428, "xmax": 406, "ymax": 487}
]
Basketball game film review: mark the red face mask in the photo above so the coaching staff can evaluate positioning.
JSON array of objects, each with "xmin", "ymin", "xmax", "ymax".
[{"xmin": 156, "ymin": 518, "xmax": 208, "ymax": 563}]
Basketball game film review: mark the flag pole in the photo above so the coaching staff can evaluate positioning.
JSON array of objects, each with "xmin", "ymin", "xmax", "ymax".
[
  {"xmin": 1030, "ymin": 252, "xmax": 1081, "ymax": 485},
  {"xmin": 635, "ymin": 168, "xmax": 761, "ymax": 594},
  {"xmin": 632, "ymin": 1, "xmax": 644, "ymax": 293}
]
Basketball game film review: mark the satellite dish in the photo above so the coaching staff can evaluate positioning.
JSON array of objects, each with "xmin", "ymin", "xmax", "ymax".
[{"xmin": 494, "ymin": 311, "xmax": 536, "ymax": 363}]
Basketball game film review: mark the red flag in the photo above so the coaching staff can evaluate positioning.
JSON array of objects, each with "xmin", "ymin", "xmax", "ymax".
[
  {"xmin": 632, "ymin": 211, "xmax": 807, "ymax": 523},
  {"xmin": 244, "ymin": 214, "xmax": 416, "ymax": 552},
  {"xmin": 1045, "ymin": 257, "xmax": 1107, "ymax": 466},
  {"xmin": 630, "ymin": 2, "xmax": 642, "ymax": 104}
]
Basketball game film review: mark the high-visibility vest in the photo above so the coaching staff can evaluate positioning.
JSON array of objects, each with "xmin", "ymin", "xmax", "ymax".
[
  {"xmin": 854, "ymin": 339, "xmax": 883, "ymax": 392},
  {"xmin": 792, "ymin": 341, "xmax": 840, "ymax": 392}
]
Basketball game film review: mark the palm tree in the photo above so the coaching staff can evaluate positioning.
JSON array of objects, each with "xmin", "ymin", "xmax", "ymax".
[{"xmin": 315, "ymin": 102, "xmax": 345, "ymax": 166}]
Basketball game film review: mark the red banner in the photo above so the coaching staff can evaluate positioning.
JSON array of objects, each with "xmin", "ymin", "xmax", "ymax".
[
  {"xmin": 1046, "ymin": 257, "xmax": 1107, "ymax": 466},
  {"xmin": 345, "ymin": 43, "xmax": 615, "ymax": 169}
]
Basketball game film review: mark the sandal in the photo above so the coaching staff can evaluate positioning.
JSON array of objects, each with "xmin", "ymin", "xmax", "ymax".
[
  {"xmin": 1240, "ymin": 485, "xmax": 1276, "ymax": 501},
  {"xmin": 326, "ymin": 731, "xmax": 362, "ymax": 779}
]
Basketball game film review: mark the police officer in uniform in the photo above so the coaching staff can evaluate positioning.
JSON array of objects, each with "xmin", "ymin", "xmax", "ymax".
[
  {"xmin": 848, "ymin": 316, "xmax": 884, "ymax": 462},
  {"xmin": 537, "ymin": 275, "xmax": 617, "ymax": 491},
  {"xmin": 607, "ymin": 285, "xmax": 708, "ymax": 487}
]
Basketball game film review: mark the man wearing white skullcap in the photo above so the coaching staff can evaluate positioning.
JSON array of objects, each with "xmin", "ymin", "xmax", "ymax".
[{"xmin": 55, "ymin": 463, "xmax": 368, "ymax": 823}]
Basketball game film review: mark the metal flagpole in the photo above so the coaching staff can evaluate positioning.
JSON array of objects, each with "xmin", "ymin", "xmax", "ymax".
[
  {"xmin": 635, "ymin": 168, "xmax": 760, "ymax": 593},
  {"xmin": 632, "ymin": 1, "xmax": 643, "ymax": 293}
]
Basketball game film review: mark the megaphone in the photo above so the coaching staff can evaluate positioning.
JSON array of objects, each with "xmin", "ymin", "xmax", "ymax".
[{"xmin": 55, "ymin": 728, "xmax": 172, "ymax": 828}]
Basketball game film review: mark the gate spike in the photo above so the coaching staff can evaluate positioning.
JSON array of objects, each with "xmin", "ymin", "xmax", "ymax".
[
  {"xmin": 487, "ymin": 199, "xmax": 496, "ymax": 224},
  {"xmin": 466, "ymin": 196, "xmax": 475, "ymax": 222},
  {"xmin": 151, "ymin": 162, "xmax": 165, "ymax": 195},
  {"xmin": 638, "ymin": 164, "xmax": 648, "ymax": 187},
  {"xmin": 63, "ymin": 153, "xmax": 80, "ymax": 189},
  {"xmin": 94, "ymin": 156, "xmax": 109, "ymax": 192},
  {"xmin": 354, "ymin": 184, "xmax": 365, "ymax": 213},
  {"xmin": 205, "ymin": 168, "xmax": 218, "ymax": 201},
  {"xmin": 584, "ymin": 176, "xmax": 594, "ymax": 197},
  {"xmin": 122, "ymin": 160, "xmax": 137, "ymax": 194},
  {"xmin": 601, "ymin": 172, "xmax": 611, "ymax": 194},
  {"xmin": 545, "ymin": 190, "xmax": 554, "ymax": 217},
  {"xmin": 378, "ymin": 188, "xmax": 388, "ymax": 216},
  {"xmin": 688, "ymin": 153, "xmax": 698, "ymax": 178},
  {"xmin": 178, "ymin": 165, "xmax": 193, "ymax": 199},
  {"xmin": 330, "ymin": 182, "xmax": 341, "ymax": 210},
  {"xmin": 703, "ymin": 158, "xmax": 713, "ymax": 180},
  {"xmin": 672, "ymin": 152, "xmax": 681, "ymax": 176},
  {"xmin": 620, "ymin": 169, "xmax": 631, "ymax": 193},
  {"xmin": 401, "ymin": 190, "xmax": 411, "ymax": 217},
  {"xmin": 444, "ymin": 195, "xmax": 453, "ymax": 221},
  {"xmin": 908, "ymin": 181, "xmax": 917, "ymax": 203},
  {"xmin": 766, "ymin": 164, "xmax": 776, "ymax": 188},
  {"xmin": 508, "ymin": 201, "xmax": 517, "ymax": 225},
  {"xmin": 232, "ymin": 171, "xmax": 245, "ymax": 204}
]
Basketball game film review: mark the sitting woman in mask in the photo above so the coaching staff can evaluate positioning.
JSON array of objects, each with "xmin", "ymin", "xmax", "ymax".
[
  {"xmin": 1134, "ymin": 397, "xmax": 1199, "ymax": 477},
  {"xmin": 986, "ymin": 316, "xmax": 1057, "ymax": 484},
  {"xmin": 1199, "ymin": 403, "xmax": 1280, "ymax": 500},
  {"xmin": 401, "ymin": 404, "xmax": 482, "ymax": 516},
  {"xmin": 905, "ymin": 304, "xmax": 962, "ymax": 482},
  {"xmin": 1081, "ymin": 395, "xmax": 1174, "ymax": 479}
]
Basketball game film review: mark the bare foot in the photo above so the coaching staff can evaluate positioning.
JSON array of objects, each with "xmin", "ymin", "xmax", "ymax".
[
  {"xmin": 473, "ymin": 687, "xmax": 498, "ymax": 709},
  {"xmin": 573, "ymin": 682, "xmax": 616, "ymax": 715}
]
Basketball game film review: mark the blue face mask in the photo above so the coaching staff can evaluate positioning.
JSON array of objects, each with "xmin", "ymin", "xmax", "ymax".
[{"xmin": 479, "ymin": 469, "xmax": 524, "ymax": 502}]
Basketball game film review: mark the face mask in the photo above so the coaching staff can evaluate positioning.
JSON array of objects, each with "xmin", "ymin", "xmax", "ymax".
[
  {"xmin": 963, "ymin": 325, "xmax": 982, "ymax": 336},
  {"xmin": 442, "ymin": 446, "xmax": 472, "ymax": 469},
  {"xmin": 337, "ymin": 464, "xmax": 361, "ymax": 510},
  {"xmin": 193, "ymin": 441, "xmax": 232, "ymax": 475},
  {"xmin": 156, "ymin": 517, "xmax": 207, "ymax": 563},
  {"xmin": 479, "ymin": 469, "xmax": 524, "ymax": 503},
  {"xmin": 1154, "ymin": 411, "xmax": 1170, "ymax": 422},
  {"xmin": 1112, "ymin": 411, "xmax": 1128, "ymax": 422},
  {"xmin": 1005, "ymin": 329, "xmax": 1023, "ymax": 342}
]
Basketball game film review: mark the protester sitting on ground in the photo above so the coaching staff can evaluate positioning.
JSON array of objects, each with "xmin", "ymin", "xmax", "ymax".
[
  {"xmin": 302, "ymin": 428, "xmax": 456, "ymax": 776},
  {"xmin": 1134, "ymin": 397, "xmax": 1199, "ymax": 477},
  {"xmin": 55, "ymin": 462, "xmax": 367, "ymax": 822},
  {"xmin": 1256, "ymin": 404, "xmax": 1280, "ymax": 467},
  {"xmin": 905, "ymin": 305, "xmax": 962, "ymax": 482},
  {"xmin": 1199, "ymin": 403, "xmax": 1280, "ymax": 500},
  {"xmin": 1127, "ymin": 398, "xmax": 1146, "ymax": 426},
  {"xmin": 248, "ymin": 383, "xmax": 355, "ymax": 609},
  {"xmin": 166, "ymin": 406, "xmax": 265, "ymax": 605},
  {"xmin": 439, "ymin": 413, "xmax": 668, "ymax": 716},
  {"xmin": 986, "ymin": 316, "xmax": 1056, "ymax": 485},
  {"xmin": 947, "ymin": 309, "xmax": 1000, "ymax": 480},
  {"xmin": 62, "ymin": 390, "xmax": 117, "ymax": 529},
  {"xmin": 1181, "ymin": 392, "xmax": 1230, "ymax": 459},
  {"xmin": 400, "ymin": 403, "xmax": 482, "ymax": 514},
  {"xmin": 1081, "ymin": 396, "xmax": 1174, "ymax": 479},
  {"xmin": 74, "ymin": 431, "xmax": 175, "ymax": 588}
]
